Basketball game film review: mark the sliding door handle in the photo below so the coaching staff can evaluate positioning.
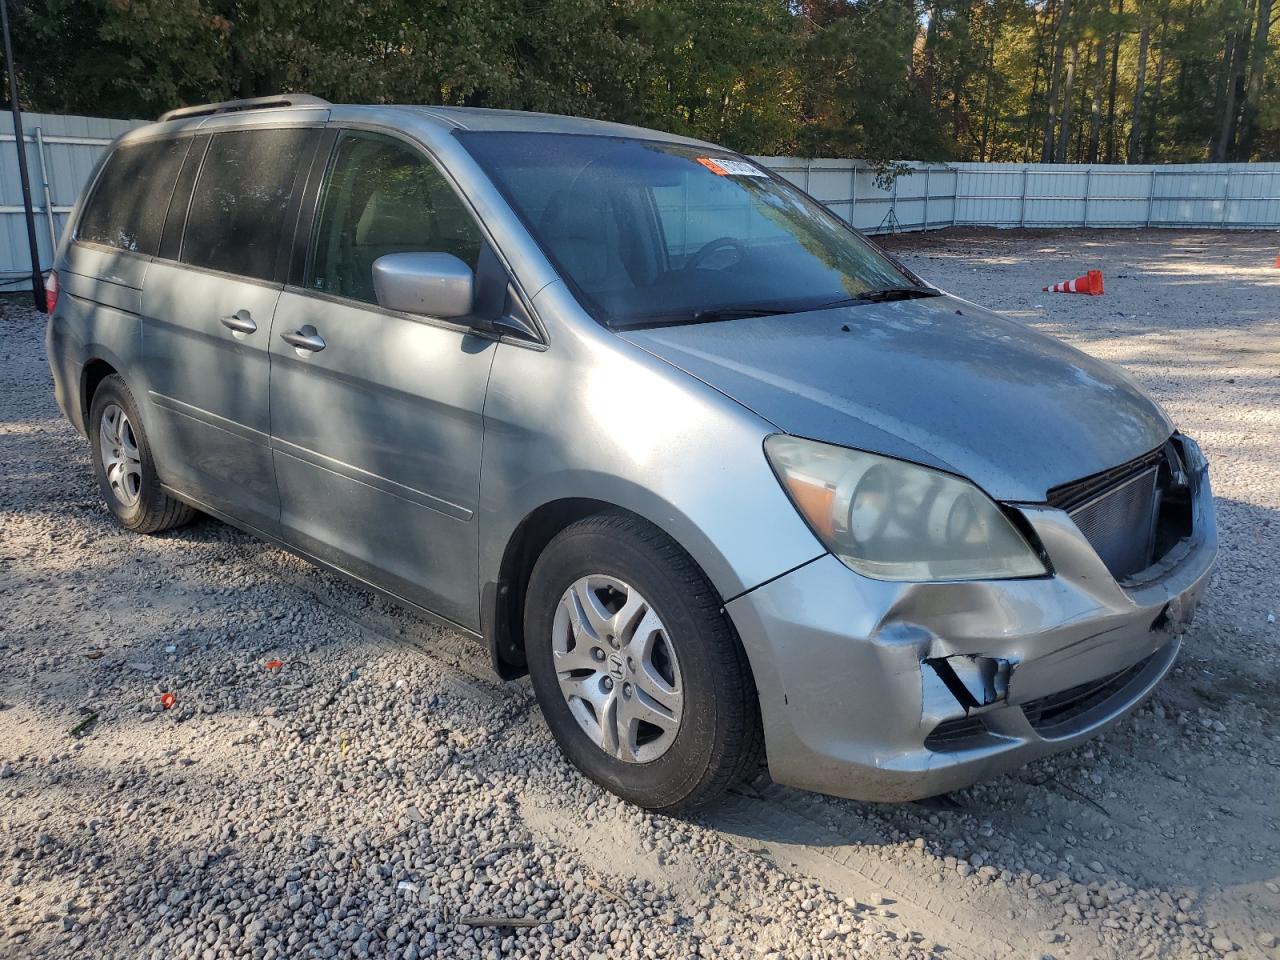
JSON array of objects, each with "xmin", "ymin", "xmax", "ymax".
[
  {"xmin": 280, "ymin": 328, "xmax": 326, "ymax": 353},
  {"xmin": 219, "ymin": 310, "xmax": 257, "ymax": 334}
]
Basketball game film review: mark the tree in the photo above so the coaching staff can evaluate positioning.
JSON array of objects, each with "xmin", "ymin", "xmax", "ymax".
[
  {"xmin": 1087, "ymin": 36, "xmax": 1107, "ymax": 160},
  {"xmin": 1042, "ymin": 0, "xmax": 1074, "ymax": 159},
  {"xmin": 795, "ymin": 0, "xmax": 949, "ymax": 162},
  {"xmin": 1235, "ymin": 0, "xmax": 1274, "ymax": 153},
  {"xmin": 1127, "ymin": 20, "xmax": 1150, "ymax": 161},
  {"xmin": 5, "ymin": 0, "xmax": 1277, "ymax": 162}
]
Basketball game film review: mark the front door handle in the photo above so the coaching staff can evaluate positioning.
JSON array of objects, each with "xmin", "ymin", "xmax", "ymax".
[
  {"xmin": 280, "ymin": 327, "xmax": 326, "ymax": 353},
  {"xmin": 219, "ymin": 310, "xmax": 257, "ymax": 334}
]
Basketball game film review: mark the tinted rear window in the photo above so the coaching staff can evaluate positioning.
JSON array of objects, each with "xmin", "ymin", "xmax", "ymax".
[
  {"xmin": 77, "ymin": 138, "xmax": 190, "ymax": 254},
  {"xmin": 181, "ymin": 128, "xmax": 313, "ymax": 282}
]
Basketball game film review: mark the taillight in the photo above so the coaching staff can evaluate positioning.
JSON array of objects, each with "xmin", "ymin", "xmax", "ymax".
[{"xmin": 44, "ymin": 270, "xmax": 59, "ymax": 313}]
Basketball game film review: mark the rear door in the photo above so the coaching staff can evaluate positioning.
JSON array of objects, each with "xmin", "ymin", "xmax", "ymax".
[
  {"xmin": 268, "ymin": 128, "xmax": 498, "ymax": 629},
  {"xmin": 142, "ymin": 126, "xmax": 320, "ymax": 534}
]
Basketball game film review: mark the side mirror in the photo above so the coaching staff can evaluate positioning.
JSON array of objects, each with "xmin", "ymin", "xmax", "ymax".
[{"xmin": 372, "ymin": 252, "xmax": 474, "ymax": 319}]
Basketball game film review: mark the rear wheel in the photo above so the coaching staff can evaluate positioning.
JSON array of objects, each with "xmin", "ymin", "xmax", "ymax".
[
  {"xmin": 88, "ymin": 374, "xmax": 195, "ymax": 534},
  {"xmin": 524, "ymin": 512, "xmax": 762, "ymax": 811}
]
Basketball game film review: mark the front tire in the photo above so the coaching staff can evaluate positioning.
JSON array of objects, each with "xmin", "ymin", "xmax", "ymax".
[
  {"xmin": 524, "ymin": 512, "xmax": 762, "ymax": 812},
  {"xmin": 88, "ymin": 374, "xmax": 194, "ymax": 534}
]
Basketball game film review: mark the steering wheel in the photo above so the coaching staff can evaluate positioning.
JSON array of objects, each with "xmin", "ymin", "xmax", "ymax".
[{"xmin": 684, "ymin": 236, "xmax": 747, "ymax": 271}]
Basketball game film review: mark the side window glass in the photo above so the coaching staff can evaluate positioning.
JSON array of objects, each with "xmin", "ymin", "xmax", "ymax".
[
  {"xmin": 77, "ymin": 139, "xmax": 189, "ymax": 254},
  {"xmin": 181, "ymin": 128, "xmax": 313, "ymax": 282},
  {"xmin": 306, "ymin": 131, "xmax": 482, "ymax": 305}
]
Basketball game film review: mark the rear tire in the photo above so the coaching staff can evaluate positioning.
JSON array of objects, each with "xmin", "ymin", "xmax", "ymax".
[
  {"xmin": 88, "ymin": 374, "xmax": 195, "ymax": 534},
  {"xmin": 524, "ymin": 511, "xmax": 763, "ymax": 812}
]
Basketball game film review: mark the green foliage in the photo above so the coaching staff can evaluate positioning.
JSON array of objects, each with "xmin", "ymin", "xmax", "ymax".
[
  {"xmin": 7, "ymin": 0, "xmax": 1277, "ymax": 161},
  {"xmin": 630, "ymin": 0, "xmax": 799, "ymax": 150},
  {"xmin": 796, "ymin": 0, "xmax": 953, "ymax": 160}
]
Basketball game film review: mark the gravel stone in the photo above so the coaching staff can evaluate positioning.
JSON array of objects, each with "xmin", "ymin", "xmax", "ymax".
[{"xmin": 3, "ymin": 229, "xmax": 1278, "ymax": 959}]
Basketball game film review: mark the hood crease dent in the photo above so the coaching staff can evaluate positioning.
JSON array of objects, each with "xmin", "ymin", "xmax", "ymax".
[{"xmin": 620, "ymin": 296, "xmax": 1173, "ymax": 503}]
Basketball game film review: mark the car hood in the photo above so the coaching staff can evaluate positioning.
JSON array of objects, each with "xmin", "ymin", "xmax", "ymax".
[{"xmin": 618, "ymin": 295, "xmax": 1173, "ymax": 502}]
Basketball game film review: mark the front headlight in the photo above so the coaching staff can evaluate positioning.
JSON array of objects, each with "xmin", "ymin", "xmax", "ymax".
[
  {"xmin": 764, "ymin": 435, "xmax": 1047, "ymax": 582},
  {"xmin": 1175, "ymin": 433, "xmax": 1207, "ymax": 474}
]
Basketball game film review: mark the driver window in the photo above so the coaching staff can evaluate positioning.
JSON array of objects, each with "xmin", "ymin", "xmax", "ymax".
[{"xmin": 307, "ymin": 131, "xmax": 482, "ymax": 304}]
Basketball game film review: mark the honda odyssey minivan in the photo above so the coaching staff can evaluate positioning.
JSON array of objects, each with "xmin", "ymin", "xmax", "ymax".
[{"xmin": 46, "ymin": 95, "xmax": 1216, "ymax": 810}]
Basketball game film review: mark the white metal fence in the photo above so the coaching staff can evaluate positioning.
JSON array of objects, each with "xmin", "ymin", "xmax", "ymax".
[
  {"xmin": 4, "ymin": 112, "xmax": 1280, "ymax": 290},
  {"xmin": 755, "ymin": 157, "xmax": 1280, "ymax": 234},
  {"xmin": 0, "ymin": 112, "xmax": 141, "ymax": 289}
]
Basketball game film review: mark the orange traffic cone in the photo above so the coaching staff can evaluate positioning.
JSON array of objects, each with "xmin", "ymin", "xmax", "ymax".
[
  {"xmin": 1273, "ymin": 254, "xmax": 1280, "ymax": 268},
  {"xmin": 1043, "ymin": 269, "xmax": 1104, "ymax": 295}
]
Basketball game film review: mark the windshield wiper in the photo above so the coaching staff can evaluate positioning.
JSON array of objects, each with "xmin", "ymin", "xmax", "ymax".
[
  {"xmin": 614, "ymin": 305, "xmax": 790, "ymax": 329},
  {"xmin": 613, "ymin": 287, "xmax": 940, "ymax": 329},
  {"xmin": 814, "ymin": 287, "xmax": 942, "ymax": 309},
  {"xmin": 691, "ymin": 306, "xmax": 791, "ymax": 323}
]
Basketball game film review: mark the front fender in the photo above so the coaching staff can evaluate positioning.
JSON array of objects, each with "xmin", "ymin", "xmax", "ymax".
[{"xmin": 478, "ymin": 282, "xmax": 824, "ymax": 609}]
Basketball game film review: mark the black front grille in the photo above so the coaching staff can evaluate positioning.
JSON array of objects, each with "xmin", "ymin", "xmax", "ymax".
[
  {"xmin": 924, "ymin": 716, "xmax": 988, "ymax": 751},
  {"xmin": 925, "ymin": 647, "xmax": 1164, "ymax": 749},
  {"xmin": 1022, "ymin": 651, "xmax": 1156, "ymax": 735},
  {"xmin": 1047, "ymin": 445, "xmax": 1187, "ymax": 581}
]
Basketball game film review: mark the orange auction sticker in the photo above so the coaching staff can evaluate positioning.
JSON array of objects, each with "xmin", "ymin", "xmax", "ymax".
[{"xmin": 696, "ymin": 156, "xmax": 768, "ymax": 177}]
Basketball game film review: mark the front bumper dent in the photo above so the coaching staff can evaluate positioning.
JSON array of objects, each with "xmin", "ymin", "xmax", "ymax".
[{"xmin": 726, "ymin": 464, "xmax": 1216, "ymax": 803}]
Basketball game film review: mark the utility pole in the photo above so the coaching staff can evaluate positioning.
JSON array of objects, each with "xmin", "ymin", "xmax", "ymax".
[{"xmin": 0, "ymin": 0, "xmax": 46, "ymax": 312}]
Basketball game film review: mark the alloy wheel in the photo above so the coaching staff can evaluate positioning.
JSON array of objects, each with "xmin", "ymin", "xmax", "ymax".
[
  {"xmin": 552, "ymin": 575, "xmax": 683, "ymax": 763},
  {"xmin": 99, "ymin": 403, "xmax": 142, "ymax": 507}
]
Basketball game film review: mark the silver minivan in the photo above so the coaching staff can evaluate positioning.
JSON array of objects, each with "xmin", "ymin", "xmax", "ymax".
[{"xmin": 46, "ymin": 95, "xmax": 1217, "ymax": 810}]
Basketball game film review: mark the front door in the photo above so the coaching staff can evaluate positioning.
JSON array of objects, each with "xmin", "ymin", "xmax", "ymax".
[
  {"xmin": 269, "ymin": 129, "xmax": 496, "ymax": 630},
  {"xmin": 143, "ymin": 127, "xmax": 318, "ymax": 534}
]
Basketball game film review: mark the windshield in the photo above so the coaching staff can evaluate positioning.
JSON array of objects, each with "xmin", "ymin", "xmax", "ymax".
[{"xmin": 458, "ymin": 132, "xmax": 925, "ymax": 328}]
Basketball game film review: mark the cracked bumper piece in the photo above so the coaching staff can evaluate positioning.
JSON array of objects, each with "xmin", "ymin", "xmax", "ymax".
[{"xmin": 726, "ymin": 465, "xmax": 1216, "ymax": 803}]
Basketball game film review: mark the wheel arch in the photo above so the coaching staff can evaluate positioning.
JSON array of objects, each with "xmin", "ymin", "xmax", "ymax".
[
  {"xmin": 482, "ymin": 494, "xmax": 763, "ymax": 681},
  {"xmin": 80, "ymin": 357, "xmax": 120, "ymax": 431},
  {"xmin": 483, "ymin": 497, "xmax": 620, "ymax": 679}
]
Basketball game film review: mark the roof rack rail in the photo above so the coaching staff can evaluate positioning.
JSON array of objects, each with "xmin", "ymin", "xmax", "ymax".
[{"xmin": 158, "ymin": 94, "xmax": 330, "ymax": 123}]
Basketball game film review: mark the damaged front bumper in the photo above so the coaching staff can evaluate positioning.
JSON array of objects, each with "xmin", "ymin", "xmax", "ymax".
[{"xmin": 726, "ymin": 459, "xmax": 1216, "ymax": 803}]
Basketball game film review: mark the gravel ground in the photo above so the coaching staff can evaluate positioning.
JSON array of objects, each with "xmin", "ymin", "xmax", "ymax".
[{"xmin": 2, "ymin": 228, "xmax": 1278, "ymax": 960}]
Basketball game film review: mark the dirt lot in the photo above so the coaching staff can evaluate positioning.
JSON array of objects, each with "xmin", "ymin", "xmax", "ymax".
[{"xmin": 2, "ymin": 229, "xmax": 1277, "ymax": 960}]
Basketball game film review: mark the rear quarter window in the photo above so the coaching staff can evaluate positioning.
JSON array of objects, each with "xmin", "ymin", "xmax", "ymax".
[{"xmin": 76, "ymin": 138, "xmax": 190, "ymax": 255}]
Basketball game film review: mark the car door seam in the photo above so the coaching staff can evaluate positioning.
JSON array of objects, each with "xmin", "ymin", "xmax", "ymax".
[
  {"xmin": 722, "ymin": 554, "xmax": 826, "ymax": 606},
  {"xmin": 474, "ymin": 341, "xmax": 502, "ymax": 630}
]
